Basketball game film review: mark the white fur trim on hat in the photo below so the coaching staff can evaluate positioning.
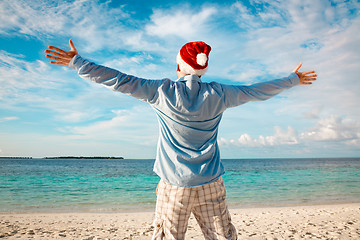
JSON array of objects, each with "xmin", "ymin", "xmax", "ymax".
[
  {"xmin": 196, "ymin": 53, "xmax": 207, "ymax": 66},
  {"xmin": 177, "ymin": 52, "xmax": 208, "ymax": 76}
]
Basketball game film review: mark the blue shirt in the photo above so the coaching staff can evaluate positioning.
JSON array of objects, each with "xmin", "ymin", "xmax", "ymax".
[{"xmin": 69, "ymin": 55, "xmax": 300, "ymax": 187}]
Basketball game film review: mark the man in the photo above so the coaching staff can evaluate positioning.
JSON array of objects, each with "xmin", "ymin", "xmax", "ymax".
[{"xmin": 45, "ymin": 39, "xmax": 316, "ymax": 239}]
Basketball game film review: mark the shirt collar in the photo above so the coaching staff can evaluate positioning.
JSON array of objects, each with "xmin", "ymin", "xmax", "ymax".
[{"xmin": 177, "ymin": 75, "xmax": 202, "ymax": 83}]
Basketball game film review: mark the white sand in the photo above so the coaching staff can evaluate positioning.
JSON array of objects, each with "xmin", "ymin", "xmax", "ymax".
[{"xmin": 1, "ymin": 203, "xmax": 359, "ymax": 239}]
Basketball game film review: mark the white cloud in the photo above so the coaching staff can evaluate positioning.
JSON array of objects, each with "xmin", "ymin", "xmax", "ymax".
[
  {"xmin": 219, "ymin": 126, "xmax": 299, "ymax": 147},
  {"xmin": 219, "ymin": 115, "xmax": 360, "ymax": 148},
  {"xmin": 231, "ymin": 1, "xmax": 288, "ymax": 29},
  {"xmin": 0, "ymin": 51, "xmax": 62, "ymax": 100},
  {"xmin": 301, "ymin": 115, "xmax": 360, "ymax": 143},
  {"xmin": 0, "ymin": 116, "xmax": 19, "ymax": 122},
  {"xmin": 61, "ymin": 109, "xmax": 130, "ymax": 138},
  {"xmin": 0, "ymin": 0, "xmax": 161, "ymax": 53},
  {"xmin": 303, "ymin": 106, "xmax": 323, "ymax": 120},
  {"xmin": 0, "ymin": 50, "xmax": 83, "ymax": 103},
  {"xmin": 0, "ymin": 0, "xmax": 65, "ymax": 36},
  {"xmin": 145, "ymin": 6, "xmax": 217, "ymax": 39},
  {"xmin": 222, "ymin": 0, "xmax": 359, "ymax": 78},
  {"xmin": 0, "ymin": 50, "xmax": 112, "ymax": 123},
  {"xmin": 60, "ymin": 106, "xmax": 158, "ymax": 145},
  {"xmin": 102, "ymin": 53, "xmax": 163, "ymax": 78}
]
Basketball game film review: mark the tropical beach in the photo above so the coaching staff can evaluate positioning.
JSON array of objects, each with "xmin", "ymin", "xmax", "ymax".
[
  {"xmin": 1, "ymin": 158, "xmax": 359, "ymax": 239},
  {"xmin": 1, "ymin": 0, "xmax": 360, "ymax": 239},
  {"xmin": 1, "ymin": 203, "xmax": 359, "ymax": 239}
]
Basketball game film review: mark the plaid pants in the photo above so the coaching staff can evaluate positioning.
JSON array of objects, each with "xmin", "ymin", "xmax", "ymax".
[{"xmin": 152, "ymin": 177, "xmax": 237, "ymax": 240}]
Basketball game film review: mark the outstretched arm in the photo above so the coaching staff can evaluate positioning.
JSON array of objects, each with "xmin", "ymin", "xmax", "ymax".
[
  {"xmin": 222, "ymin": 63, "xmax": 317, "ymax": 108},
  {"xmin": 45, "ymin": 39, "xmax": 78, "ymax": 66},
  {"xmin": 44, "ymin": 39, "xmax": 165, "ymax": 103}
]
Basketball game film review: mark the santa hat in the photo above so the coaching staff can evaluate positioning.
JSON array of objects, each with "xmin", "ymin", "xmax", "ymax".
[{"xmin": 176, "ymin": 41, "xmax": 211, "ymax": 76}]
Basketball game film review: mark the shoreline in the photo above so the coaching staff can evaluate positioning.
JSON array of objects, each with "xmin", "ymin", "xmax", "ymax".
[
  {"xmin": 2, "ymin": 200, "xmax": 360, "ymax": 214},
  {"xmin": 1, "ymin": 203, "xmax": 359, "ymax": 239}
]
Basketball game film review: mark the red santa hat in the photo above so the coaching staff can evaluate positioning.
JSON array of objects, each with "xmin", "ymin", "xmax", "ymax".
[{"xmin": 176, "ymin": 41, "xmax": 211, "ymax": 76}]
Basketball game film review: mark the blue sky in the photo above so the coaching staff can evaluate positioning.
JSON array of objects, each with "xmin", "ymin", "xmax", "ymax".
[{"xmin": 0, "ymin": 0, "xmax": 359, "ymax": 158}]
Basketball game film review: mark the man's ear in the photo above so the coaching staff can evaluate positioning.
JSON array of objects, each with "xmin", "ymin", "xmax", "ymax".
[{"xmin": 177, "ymin": 64, "xmax": 180, "ymax": 72}]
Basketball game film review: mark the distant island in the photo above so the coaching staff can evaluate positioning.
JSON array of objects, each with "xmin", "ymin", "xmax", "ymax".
[
  {"xmin": 0, "ymin": 156, "xmax": 124, "ymax": 160},
  {"xmin": 43, "ymin": 156, "xmax": 124, "ymax": 159}
]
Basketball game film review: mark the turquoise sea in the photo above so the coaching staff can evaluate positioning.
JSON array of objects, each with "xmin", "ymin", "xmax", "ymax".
[{"xmin": 0, "ymin": 158, "xmax": 359, "ymax": 212}]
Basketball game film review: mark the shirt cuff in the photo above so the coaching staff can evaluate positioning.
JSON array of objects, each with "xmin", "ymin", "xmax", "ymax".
[
  {"xmin": 68, "ymin": 55, "xmax": 81, "ymax": 70},
  {"xmin": 289, "ymin": 72, "xmax": 301, "ymax": 86}
]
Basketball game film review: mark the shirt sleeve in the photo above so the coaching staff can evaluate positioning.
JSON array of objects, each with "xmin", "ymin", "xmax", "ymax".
[
  {"xmin": 68, "ymin": 55, "xmax": 166, "ymax": 103},
  {"xmin": 222, "ymin": 73, "xmax": 300, "ymax": 108}
]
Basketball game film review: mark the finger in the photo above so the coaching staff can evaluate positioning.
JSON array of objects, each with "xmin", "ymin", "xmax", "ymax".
[
  {"xmin": 301, "ymin": 82, "xmax": 312, "ymax": 85},
  {"xmin": 293, "ymin": 62, "xmax": 302, "ymax": 72},
  {"xmin": 303, "ymin": 70, "xmax": 316, "ymax": 75},
  {"xmin": 69, "ymin": 39, "xmax": 76, "ymax": 51},
  {"xmin": 303, "ymin": 79, "xmax": 316, "ymax": 82},
  {"xmin": 45, "ymin": 54, "xmax": 60, "ymax": 60},
  {"xmin": 48, "ymin": 46, "xmax": 67, "ymax": 54},
  {"xmin": 50, "ymin": 61, "xmax": 66, "ymax": 65},
  {"xmin": 44, "ymin": 49, "xmax": 63, "ymax": 57},
  {"xmin": 45, "ymin": 55, "xmax": 69, "ymax": 62},
  {"xmin": 300, "ymin": 79, "xmax": 313, "ymax": 84},
  {"xmin": 304, "ymin": 74, "xmax": 317, "ymax": 78}
]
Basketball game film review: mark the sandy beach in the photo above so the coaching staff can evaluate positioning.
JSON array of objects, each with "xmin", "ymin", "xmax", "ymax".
[{"xmin": 0, "ymin": 203, "xmax": 359, "ymax": 239}]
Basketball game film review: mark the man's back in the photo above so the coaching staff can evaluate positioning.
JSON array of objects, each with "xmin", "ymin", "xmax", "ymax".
[{"xmin": 152, "ymin": 74, "xmax": 226, "ymax": 187}]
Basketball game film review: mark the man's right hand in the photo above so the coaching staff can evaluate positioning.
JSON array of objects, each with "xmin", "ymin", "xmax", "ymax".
[{"xmin": 45, "ymin": 39, "xmax": 78, "ymax": 66}]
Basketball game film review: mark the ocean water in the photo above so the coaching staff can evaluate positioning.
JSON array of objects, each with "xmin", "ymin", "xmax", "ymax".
[{"xmin": 0, "ymin": 158, "xmax": 359, "ymax": 212}]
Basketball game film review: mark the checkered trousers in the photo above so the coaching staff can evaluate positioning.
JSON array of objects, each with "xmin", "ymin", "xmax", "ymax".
[{"xmin": 152, "ymin": 177, "xmax": 237, "ymax": 240}]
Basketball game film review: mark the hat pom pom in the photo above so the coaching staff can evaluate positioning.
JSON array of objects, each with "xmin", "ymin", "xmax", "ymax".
[{"xmin": 196, "ymin": 53, "xmax": 207, "ymax": 66}]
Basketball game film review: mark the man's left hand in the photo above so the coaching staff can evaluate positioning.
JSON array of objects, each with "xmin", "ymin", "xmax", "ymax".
[{"xmin": 293, "ymin": 62, "xmax": 317, "ymax": 85}]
